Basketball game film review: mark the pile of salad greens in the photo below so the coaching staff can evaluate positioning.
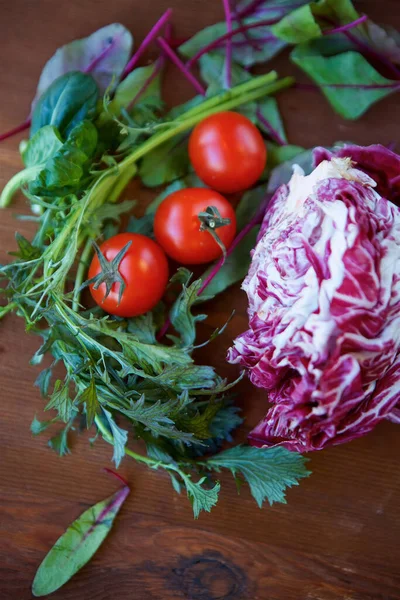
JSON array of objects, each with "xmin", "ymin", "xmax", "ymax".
[{"xmin": 1, "ymin": 0, "xmax": 400, "ymax": 594}]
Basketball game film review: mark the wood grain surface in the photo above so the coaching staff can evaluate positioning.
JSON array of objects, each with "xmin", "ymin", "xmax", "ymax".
[{"xmin": 1, "ymin": 1, "xmax": 400, "ymax": 599}]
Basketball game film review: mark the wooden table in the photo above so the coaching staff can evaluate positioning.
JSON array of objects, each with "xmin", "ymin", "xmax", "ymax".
[{"xmin": 1, "ymin": 1, "xmax": 400, "ymax": 598}]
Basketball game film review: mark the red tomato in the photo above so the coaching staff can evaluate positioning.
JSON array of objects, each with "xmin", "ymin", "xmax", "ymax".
[
  {"xmin": 88, "ymin": 233, "xmax": 169, "ymax": 317},
  {"xmin": 154, "ymin": 187, "xmax": 236, "ymax": 265},
  {"xmin": 189, "ymin": 111, "xmax": 267, "ymax": 194}
]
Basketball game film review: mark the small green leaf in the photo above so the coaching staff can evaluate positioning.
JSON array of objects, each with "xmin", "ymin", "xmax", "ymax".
[
  {"xmin": 77, "ymin": 378, "xmax": 100, "ymax": 428},
  {"xmin": 206, "ymin": 445, "xmax": 311, "ymax": 508},
  {"xmin": 48, "ymin": 427, "xmax": 71, "ymax": 456},
  {"xmin": 35, "ymin": 368, "xmax": 53, "ymax": 398},
  {"xmin": 101, "ymin": 409, "xmax": 128, "ymax": 467},
  {"xmin": 256, "ymin": 96, "xmax": 288, "ymax": 145},
  {"xmin": 22, "ymin": 125, "xmax": 63, "ymax": 167},
  {"xmin": 32, "ymin": 484, "xmax": 130, "ymax": 596},
  {"xmin": 291, "ymin": 45, "xmax": 398, "ymax": 119},
  {"xmin": 45, "ymin": 380, "xmax": 73, "ymax": 423},
  {"xmin": 272, "ymin": 4, "xmax": 322, "ymax": 43},
  {"xmin": 31, "ymin": 71, "xmax": 99, "ymax": 138},
  {"xmin": 110, "ymin": 62, "xmax": 163, "ymax": 116},
  {"xmin": 126, "ymin": 213, "xmax": 154, "ymax": 236},
  {"xmin": 31, "ymin": 416, "xmax": 52, "ymax": 436},
  {"xmin": 185, "ymin": 477, "xmax": 220, "ymax": 519},
  {"xmin": 139, "ymin": 133, "xmax": 190, "ymax": 187},
  {"xmin": 199, "ymin": 227, "xmax": 259, "ymax": 300},
  {"xmin": 170, "ymin": 278, "xmax": 207, "ymax": 348}
]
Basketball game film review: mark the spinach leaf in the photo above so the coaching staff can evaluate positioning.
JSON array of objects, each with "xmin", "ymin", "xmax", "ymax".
[
  {"xmin": 32, "ymin": 484, "xmax": 130, "ymax": 596},
  {"xmin": 291, "ymin": 45, "xmax": 399, "ymax": 119},
  {"xmin": 32, "ymin": 23, "xmax": 133, "ymax": 108},
  {"xmin": 31, "ymin": 72, "xmax": 99, "ymax": 138},
  {"xmin": 22, "ymin": 125, "xmax": 63, "ymax": 167}
]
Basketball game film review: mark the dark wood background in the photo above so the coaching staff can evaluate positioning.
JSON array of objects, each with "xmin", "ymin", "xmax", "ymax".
[{"xmin": 1, "ymin": 1, "xmax": 400, "ymax": 598}]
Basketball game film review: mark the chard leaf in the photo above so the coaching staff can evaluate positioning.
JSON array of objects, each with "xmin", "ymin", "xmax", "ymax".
[
  {"xmin": 101, "ymin": 409, "xmax": 128, "ymax": 468},
  {"xmin": 32, "ymin": 484, "xmax": 130, "ymax": 597},
  {"xmin": 170, "ymin": 278, "xmax": 207, "ymax": 348},
  {"xmin": 199, "ymin": 52, "xmax": 251, "ymax": 94},
  {"xmin": 199, "ymin": 227, "xmax": 259, "ymax": 300},
  {"xmin": 180, "ymin": 20, "xmax": 286, "ymax": 68},
  {"xmin": 31, "ymin": 72, "xmax": 99, "ymax": 138},
  {"xmin": 291, "ymin": 45, "xmax": 399, "ymax": 119},
  {"xmin": 364, "ymin": 21, "xmax": 400, "ymax": 65},
  {"xmin": 272, "ymin": 4, "xmax": 322, "ymax": 43},
  {"xmin": 256, "ymin": 96, "xmax": 288, "ymax": 145},
  {"xmin": 22, "ymin": 126, "xmax": 63, "ymax": 168},
  {"xmin": 267, "ymin": 142, "xmax": 305, "ymax": 170},
  {"xmin": 145, "ymin": 173, "xmax": 206, "ymax": 215},
  {"xmin": 139, "ymin": 133, "xmax": 190, "ymax": 187},
  {"xmin": 110, "ymin": 62, "xmax": 163, "ymax": 116},
  {"xmin": 206, "ymin": 445, "xmax": 310, "ymax": 507},
  {"xmin": 77, "ymin": 378, "xmax": 100, "ymax": 428},
  {"xmin": 32, "ymin": 23, "xmax": 133, "ymax": 109},
  {"xmin": 185, "ymin": 477, "xmax": 220, "ymax": 519},
  {"xmin": 311, "ymin": 0, "xmax": 359, "ymax": 23}
]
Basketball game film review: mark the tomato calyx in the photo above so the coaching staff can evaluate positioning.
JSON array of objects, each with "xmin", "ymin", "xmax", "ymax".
[
  {"xmin": 83, "ymin": 240, "xmax": 132, "ymax": 305},
  {"xmin": 198, "ymin": 205, "xmax": 232, "ymax": 259}
]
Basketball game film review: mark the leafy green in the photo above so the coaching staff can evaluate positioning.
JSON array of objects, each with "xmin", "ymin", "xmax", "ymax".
[
  {"xmin": 31, "ymin": 71, "xmax": 99, "ymax": 138},
  {"xmin": 186, "ymin": 478, "xmax": 220, "ymax": 519},
  {"xmin": 256, "ymin": 96, "xmax": 288, "ymax": 145},
  {"xmin": 170, "ymin": 277, "xmax": 207, "ymax": 348},
  {"xmin": 22, "ymin": 126, "xmax": 63, "ymax": 167},
  {"xmin": 139, "ymin": 133, "xmax": 190, "ymax": 187},
  {"xmin": 45, "ymin": 380, "xmax": 74, "ymax": 423},
  {"xmin": 199, "ymin": 52, "xmax": 251, "ymax": 95},
  {"xmin": 32, "ymin": 484, "xmax": 130, "ymax": 596},
  {"xmin": 32, "ymin": 23, "xmax": 133, "ymax": 108},
  {"xmin": 77, "ymin": 377, "xmax": 100, "ymax": 428},
  {"xmin": 291, "ymin": 45, "xmax": 398, "ymax": 119},
  {"xmin": 206, "ymin": 445, "xmax": 311, "ymax": 507},
  {"xmin": 110, "ymin": 62, "xmax": 163, "ymax": 116},
  {"xmin": 272, "ymin": 4, "xmax": 322, "ymax": 43},
  {"xmin": 29, "ymin": 121, "xmax": 98, "ymax": 196},
  {"xmin": 100, "ymin": 409, "xmax": 128, "ymax": 467}
]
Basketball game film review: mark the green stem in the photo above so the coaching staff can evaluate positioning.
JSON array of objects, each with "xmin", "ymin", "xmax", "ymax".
[
  {"xmin": 72, "ymin": 236, "xmax": 94, "ymax": 312},
  {"xmin": 119, "ymin": 76, "xmax": 294, "ymax": 172},
  {"xmin": 0, "ymin": 166, "xmax": 42, "ymax": 208},
  {"xmin": 0, "ymin": 302, "xmax": 17, "ymax": 318}
]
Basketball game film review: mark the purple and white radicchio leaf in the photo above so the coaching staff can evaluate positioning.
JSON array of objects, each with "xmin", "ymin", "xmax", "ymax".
[
  {"xmin": 32, "ymin": 23, "xmax": 133, "ymax": 110},
  {"xmin": 228, "ymin": 144, "xmax": 400, "ymax": 452}
]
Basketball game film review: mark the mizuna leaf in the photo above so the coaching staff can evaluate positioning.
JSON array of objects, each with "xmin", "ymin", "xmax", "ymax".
[
  {"xmin": 291, "ymin": 45, "xmax": 399, "ymax": 119},
  {"xmin": 32, "ymin": 484, "xmax": 130, "ymax": 596},
  {"xmin": 169, "ymin": 278, "xmax": 207, "ymax": 348},
  {"xmin": 206, "ymin": 445, "xmax": 310, "ymax": 507},
  {"xmin": 100, "ymin": 409, "xmax": 128, "ymax": 467},
  {"xmin": 45, "ymin": 380, "xmax": 73, "ymax": 423},
  {"xmin": 184, "ymin": 477, "xmax": 220, "ymax": 519},
  {"xmin": 77, "ymin": 377, "xmax": 100, "ymax": 428}
]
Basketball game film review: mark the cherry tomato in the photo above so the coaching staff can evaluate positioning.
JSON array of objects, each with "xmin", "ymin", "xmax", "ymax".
[
  {"xmin": 154, "ymin": 187, "xmax": 236, "ymax": 265},
  {"xmin": 189, "ymin": 111, "xmax": 267, "ymax": 194},
  {"xmin": 88, "ymin": 233, "xmax": 169, "ymax": 317}
]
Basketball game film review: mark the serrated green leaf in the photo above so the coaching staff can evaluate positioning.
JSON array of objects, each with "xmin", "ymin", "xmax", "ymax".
[
  {"xmin": 185, "ymin": 476, "xmax": 220, "ymax": 518},
  {"xmin": 206, "ymin": 445, "xmax": 310, "ymax": 507},
  {"xmin": 77, "ymin": 377, "xmax": 100, "ymax": 428},
  {"xmin": 35, "ymin": 368, "xmax": 53, "ymax": 398},
  {"xmin": 170, "ymin": 278, "xmax": 207, "ymax": 348},
  {"xmin": 31, "ymin": 416, "xmax": 53, "ymax": 436},
  {"xmin": 101, "ymin": 409, "xmax": 128, "ymax": 467},
  {"xmin": 32, "ymin": 484, "xmax": 129, "ymax": 596},
  {"xmin": 45, "ymin": 380, "xmax": 73, "ymax": 423},
  {"xmin": 48, "ymin": 427, "xmax": 71, "ymax": 457}
]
